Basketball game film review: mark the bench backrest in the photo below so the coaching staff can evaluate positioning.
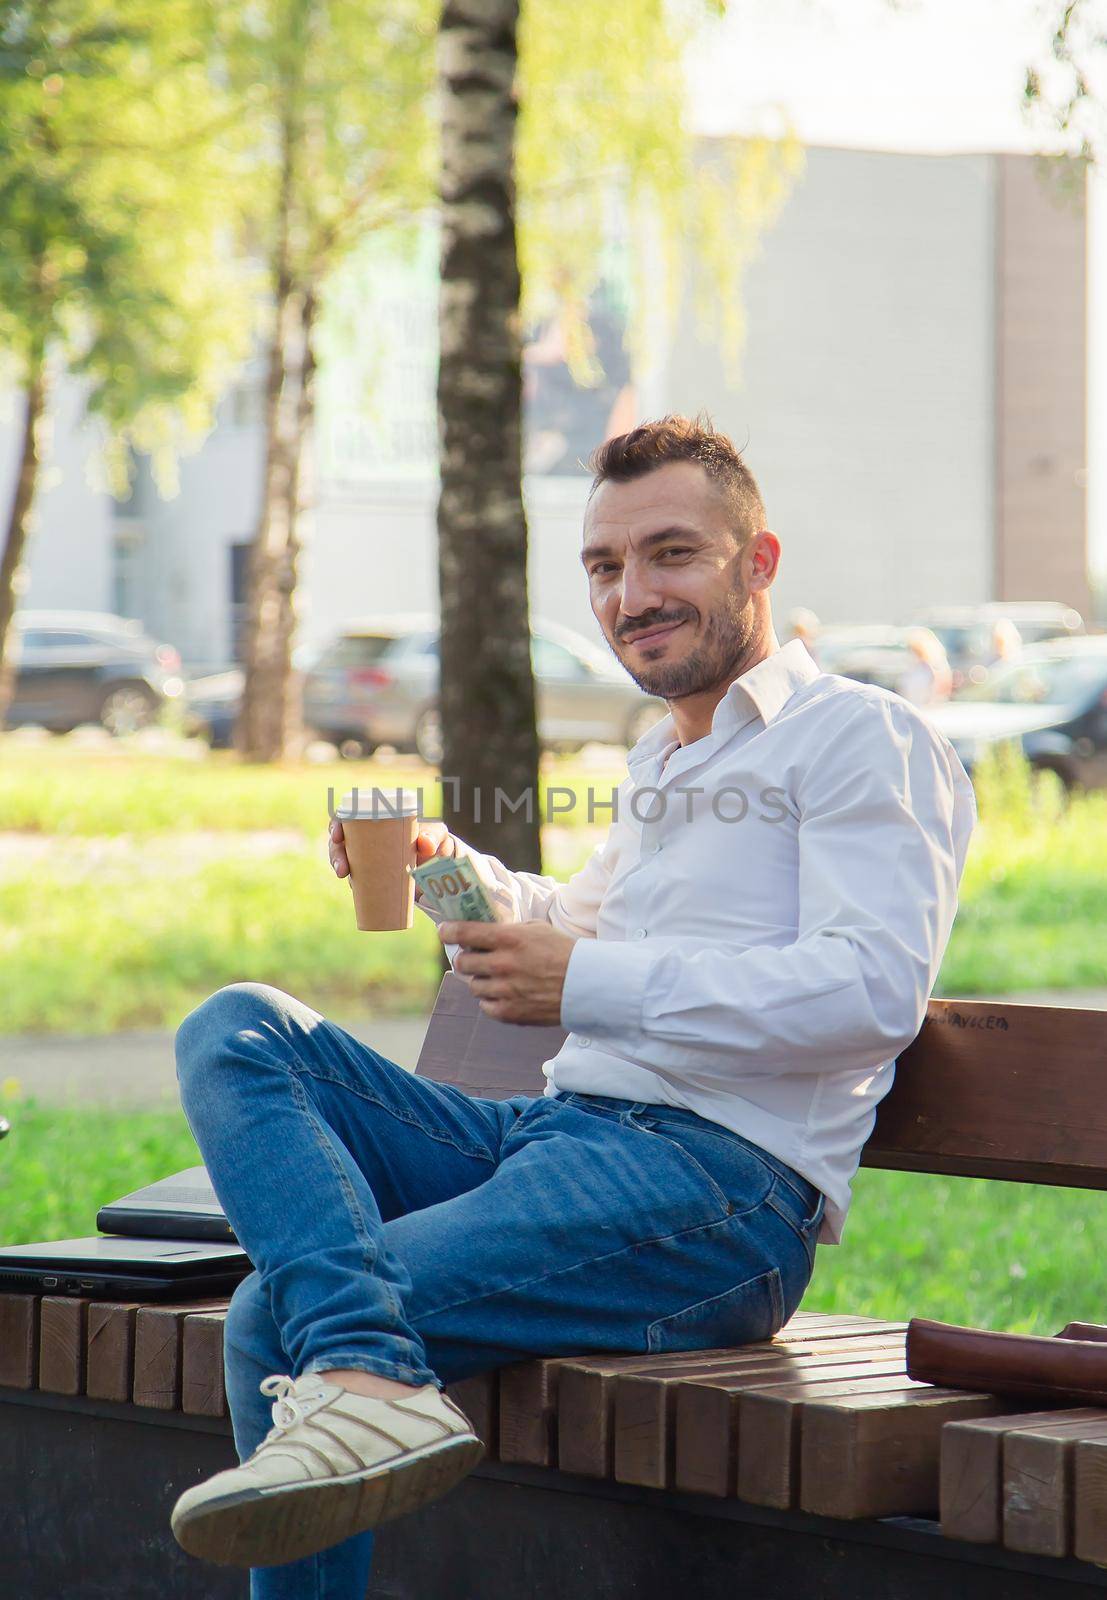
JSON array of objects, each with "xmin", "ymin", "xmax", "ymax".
[{"xmin": 416, "ymin": 975, "xmax": 1107, "ymax": 1191}]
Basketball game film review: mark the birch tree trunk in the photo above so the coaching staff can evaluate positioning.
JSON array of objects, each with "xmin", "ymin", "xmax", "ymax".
[
  {"xmin": 436, "ymin": 0, "xmax": 541, "ymax": 870},
  {"xmin": 235, "ymin": 76, "xmax": 310, "ymax": 765},
  {"xmin": 0, "ymin": 351, "xmax": 48, "ymax": 727}
]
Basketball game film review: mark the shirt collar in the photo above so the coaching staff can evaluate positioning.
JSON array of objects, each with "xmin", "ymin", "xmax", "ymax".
[{"xmin": 626, "ymin": 639, "xmax": 821, "ymax": 770}]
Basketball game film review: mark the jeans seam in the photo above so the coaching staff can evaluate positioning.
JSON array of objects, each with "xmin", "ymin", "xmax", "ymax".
[
  {"xmin": 765, "ymin": 1185, "xmax": 822, "ymax": 1255},
  {"xmin": 292, "ymin": 1073, "xmax": 378, "ymax": 1274},
  {"xmin": 411, "ymin": 1204, "xmax": 758, "ymax": 1326},
  {"xmin": 293, "ymin": 1061, "xmax": 497, "ymax": 1164}
]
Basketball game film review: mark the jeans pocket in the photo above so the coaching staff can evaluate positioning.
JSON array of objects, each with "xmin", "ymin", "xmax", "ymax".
[
  {"xmin": 646, "ymin": 1265, "xmax": 785, "ymax": 1353},
  {"xmin": 627, "ymin": 1116, "xmax": 777, "ymax": 1220}
]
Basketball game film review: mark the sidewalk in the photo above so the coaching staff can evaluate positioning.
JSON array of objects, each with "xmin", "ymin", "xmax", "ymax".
[
  {"xmin": 3, "ymin": 989, "xmax": 1107, "ymax": 1110},
  {"xmin": 0, "ymin": 1015, "xmax": 431, "ymax": 1110}
]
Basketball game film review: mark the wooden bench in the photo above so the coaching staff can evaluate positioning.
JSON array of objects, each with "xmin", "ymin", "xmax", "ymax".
[{"xmin": 2, "ymin": 976, "xmax": 1106, "ymax": 1598}]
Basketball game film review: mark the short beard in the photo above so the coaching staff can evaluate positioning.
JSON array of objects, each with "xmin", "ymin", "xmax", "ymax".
[{"xmin": 621, "ymin": 590, "xmax": 757, "ymax": 700}]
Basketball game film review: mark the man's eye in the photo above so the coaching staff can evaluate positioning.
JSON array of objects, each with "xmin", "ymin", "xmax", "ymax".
[
  {"xmin": 659, "ymin": 548, "xmax": 690, "ymax": 558},
  {"xmin": 591, "ymin": 563, "xmax": 617, "ymax": 577}
]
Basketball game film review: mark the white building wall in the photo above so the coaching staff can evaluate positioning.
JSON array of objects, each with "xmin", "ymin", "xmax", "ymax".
[
  {"xmin": 662, "ymin": 146, "xmax": 997, "ymax": 625},
  {"xmin": 119, "ymin": 386, "xmax": 266, "ymax": 668},
  {"xmin": 302, "ymin": 476, "xmax": 598, "ymax": 656},
  {"xmin": 0, "ymin": 374, "xmax": 115, "ymax": 614}
]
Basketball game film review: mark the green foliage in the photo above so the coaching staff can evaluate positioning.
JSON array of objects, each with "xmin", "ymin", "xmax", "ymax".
[
  {"xmin": 516, "ymin": 0, "xmax": 802, "ymax": 377},
  {"xmin": 213, "ymin": 0, "xmax": 438, "ymax": 299},
  {"xmin": 0, "ymin": 0, "xmax": 253, "ymax": 488}
]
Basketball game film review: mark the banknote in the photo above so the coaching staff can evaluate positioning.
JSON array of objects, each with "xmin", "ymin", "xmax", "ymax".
[{"xmin": 409, "ymin": 854, "xmax": 503, "ymax": 923}]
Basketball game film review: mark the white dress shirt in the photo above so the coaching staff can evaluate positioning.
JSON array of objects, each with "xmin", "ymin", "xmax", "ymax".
[{"xmin": 419, "ymin": 640, "xmax": 976, "ymax": 1245}]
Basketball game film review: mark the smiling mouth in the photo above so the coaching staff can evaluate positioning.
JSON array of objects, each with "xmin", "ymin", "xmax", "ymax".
[{"xmin": 624, "ymin": 621, "xmax": 686, "ymax": 649}]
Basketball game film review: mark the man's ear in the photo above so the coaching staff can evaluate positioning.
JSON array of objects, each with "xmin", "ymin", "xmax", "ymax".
[{"xmin": 747, "ymin": 530, "xmax": 782, "ymax": 591}]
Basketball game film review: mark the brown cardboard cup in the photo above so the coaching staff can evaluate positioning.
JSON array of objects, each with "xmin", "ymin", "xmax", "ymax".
[{"xmin": 338, "ymin": 792, "xmax": 419, "ymax": 931}]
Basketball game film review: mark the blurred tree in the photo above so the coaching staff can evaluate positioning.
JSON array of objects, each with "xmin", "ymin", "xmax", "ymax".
[
  {"xmin": 220, "ymin": 0, "xmax": 436, "ymax": 763},
  {"xmin": 436, "ymin": 0, "xmax": 800, "ymax": 868},
  {"xmin": 1024, "ymin": 0, "xmax": 1105, "ymax": 166},
  {"xmin": 0, "ymin": 1, "xmax": 251, "ymax": 727}
]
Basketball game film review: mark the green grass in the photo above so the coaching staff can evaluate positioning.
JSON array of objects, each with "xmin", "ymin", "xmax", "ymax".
[
  {"xmin": 1, "ymin": 738, "xmax": 1106, "ymax": 1032},
  {"xmin": 1, "ymin": 1091, "xmax": 1101, "ymax": 1334},
  {"xmin": 0, "ymin": 1097, "xmax": 202, "ymax": 1246},
  {"xmin": 0, "ymin": 741, "xmax": 621, "ymax": 836},
  {"xmin": 0, "ymin": 852, "xmax": 444, "ymax": 1033},
  {"xmin": 938, "ymin": 746, "xmax": 1107, "ymax": 993}
]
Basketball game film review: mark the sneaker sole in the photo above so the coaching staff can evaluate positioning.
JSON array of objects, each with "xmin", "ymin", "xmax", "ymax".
[{"xmin": 171, "ymin": 1430, "xmax": 485, "ymax": 1568}]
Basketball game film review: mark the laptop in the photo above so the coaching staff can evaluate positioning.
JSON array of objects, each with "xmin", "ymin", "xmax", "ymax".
[
  {"xmin": 95, "ymin": 1165, "xmax": 236, "ymax": 1243},
  {"xmin": 0, "ymin": 1165, "xmax": 250, "ymax": 1301}
]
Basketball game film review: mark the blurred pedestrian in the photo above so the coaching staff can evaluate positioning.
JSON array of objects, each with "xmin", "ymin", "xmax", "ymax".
[
  {"xmin": 898, "ymin": 629, "xmax": 953, "ymax": 707},
  {"xmin": 988, "ymin": 617, "xmax": 1022, "ymax": 667},
  {"xmin": 788, "ymin": 608, "xmax": 821, "ymax": 665}
]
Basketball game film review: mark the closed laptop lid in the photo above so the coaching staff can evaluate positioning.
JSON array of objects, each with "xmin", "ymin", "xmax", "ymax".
[
  {"xmin": 0, "ymin": 1236, "xmax": 247, "ymax": 1274},
  {"xmin": 96, "ymin": 1164, "xmax": 235, "ymax": 1243}
]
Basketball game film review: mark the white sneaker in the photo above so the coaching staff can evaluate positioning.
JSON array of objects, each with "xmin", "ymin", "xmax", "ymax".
[{"xmin": 170, "ymin": 1372, "xmax": 484, "ymax": 1568}]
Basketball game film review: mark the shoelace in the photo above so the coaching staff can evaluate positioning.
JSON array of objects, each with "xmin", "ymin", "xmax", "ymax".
[{"xmin": 258, "ymin": 1373, "xmax": 326, "ymax": 1439}]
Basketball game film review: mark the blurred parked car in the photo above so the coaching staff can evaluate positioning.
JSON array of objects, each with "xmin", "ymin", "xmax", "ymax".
[
  {"xmin": 5, "ymin": 611, "xmax": 184, "ymax": 735},
  {"xmin": 186, "ymin": 614, "xmax": 668, "ymax": 760},
  {"xmin": 927, "ymin": 638, "xmax": 1107, "ymax": 791},
  {"xmin": 814, "ymin": 625, "xmax": 922, "ymax": 693},
  {"xmin": 915, "ymin": 602, "xmax": 1084, "ymax": 691}
]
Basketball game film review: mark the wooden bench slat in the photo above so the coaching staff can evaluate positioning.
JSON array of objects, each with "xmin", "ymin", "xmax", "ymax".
[
  {"xmin": 133, "ymin": 1300, "xmax": 231, "ymax": 1411},
  {"xmin": 0, "ymin": 1293, "xmax": 39, "ymax": 1390},
  {"xmin": 669, "ymin": 1331, "xmax": 909, "ymax": 1496},
  {"xmin": 444, "ymin": 1373, "xmax": 498, "ymax": 1457},
  {"xmin": 1074, "ymin": 1436, "xmax": 1107, "ymax": 1566},
  {"xmin": 556, "ymin": 1321, "xmax": 908, "ymax": 1479},
  {"xmin": 617, "ymin": 1342, "xmax": 912, "ymax": 1490},
  {"xmin": 1005, "ymin": 1415, "xmax": 1107, "ymax": 1558},
  {"xmin": 38, "ymin": 1297, "xmax": 89, "ymax": 1396},
  {"xmin": 86, "ymin": 1302, "xmax": 145, "ymax": 1402},
  {"xmin": 734, "ymin": 1374, "xmax": 936, "ymax": 1508},
  {"xmin": 801, "ymin": 1389, "xmax": 1006, "ymax": 1519},
  {"xmin": 180, "ymin": 1312, "xmax": 228, "ymax": 1418},
  {"xmin": 940, "ymin": 1408, "xmax": 1104, "ymax": 1545}
]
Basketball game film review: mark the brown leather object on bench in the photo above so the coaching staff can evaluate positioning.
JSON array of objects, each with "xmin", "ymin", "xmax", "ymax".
[{"xmin": 907, "ymin": 1318, "xmax": 1107, "ymax": 1406}]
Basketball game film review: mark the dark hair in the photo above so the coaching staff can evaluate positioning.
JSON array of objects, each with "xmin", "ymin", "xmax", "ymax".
[{"xmin": 586, "ymin": 413, "xmax": 765, "ymax": 543}]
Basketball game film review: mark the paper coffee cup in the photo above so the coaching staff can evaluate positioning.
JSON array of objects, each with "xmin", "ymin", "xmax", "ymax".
[{"xmin": 336, "ymin": 788, "xmax": 420, "ymax": 932}]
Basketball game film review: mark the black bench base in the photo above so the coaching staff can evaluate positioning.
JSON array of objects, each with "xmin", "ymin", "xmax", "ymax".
[{"xmin": 4, "ymin": 1390, "xmax": 1106, "ymax": 1600}]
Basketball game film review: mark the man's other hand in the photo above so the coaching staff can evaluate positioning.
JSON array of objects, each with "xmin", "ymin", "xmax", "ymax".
[
  {"xmin": 329, "ymin": 817, "xmax": 457, "ymax": 881},
  {"xmin": 440, "ymin": 920, "xmax": 577, "ymax": 1026}
]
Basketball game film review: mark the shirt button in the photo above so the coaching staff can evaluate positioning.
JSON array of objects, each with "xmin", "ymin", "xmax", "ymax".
[
  {"xmin": 633, "ymin": 928, "xmax": 647, "ymax": 940},
  {"xmin": 578, "ymin": 1036, "xmax": 591, "ymax": 1048}
]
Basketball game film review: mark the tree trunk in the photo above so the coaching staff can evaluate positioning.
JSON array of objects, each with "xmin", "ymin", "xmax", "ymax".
[
  {"xmin": 0, "ymin": 352, "xmax": 48, "ymax": 728},
  {"xmin": 235, "ymin": 33, "xmax": 311, "ymax": 766},
  {"xmin": 436, "ymin": 0, "xmax": 541, "ymax": 871}
]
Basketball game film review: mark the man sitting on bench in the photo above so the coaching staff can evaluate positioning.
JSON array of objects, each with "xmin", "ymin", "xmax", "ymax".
[{"xmin": 170, "ymin": 415, "xmax": 975, "ymax": 1595}]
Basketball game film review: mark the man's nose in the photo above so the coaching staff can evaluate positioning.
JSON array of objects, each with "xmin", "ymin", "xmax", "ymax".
[{"xmin": 616, "ymin": 559, "xmax": 666, "ymax": 620}]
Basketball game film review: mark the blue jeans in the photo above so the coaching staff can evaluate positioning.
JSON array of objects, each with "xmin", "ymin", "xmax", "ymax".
[{"xmin": 175, "ymin": 982, "xmax": 825, "ymax": 1600}]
